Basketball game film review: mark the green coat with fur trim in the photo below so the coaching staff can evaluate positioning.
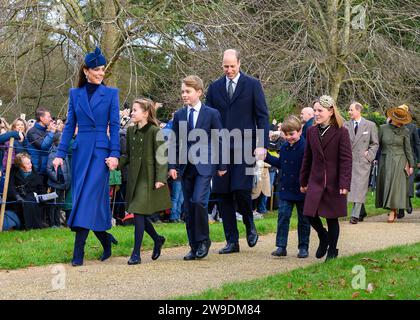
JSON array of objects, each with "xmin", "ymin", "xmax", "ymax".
[{"xmin": 119, "ymin": 123, "xmax": 171, "ymax": 215}]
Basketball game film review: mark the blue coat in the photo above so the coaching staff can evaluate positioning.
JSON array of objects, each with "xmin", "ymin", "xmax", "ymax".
[
  {"xmin": 169, "ymin": 104, "xmax": 227, "ymax": 176},
  {"xmin": 265, "ymin": 138, "xmax": 306, "ymax": 202},
  {"xmin": 56, "ymin": 85, "xmax": 120, "ymax": 231},
  {"xmin": 302, "ymin": 117, "xmax": 314, "ymax": 139},
  {"xmin": 206, "ymin": 72, "xmax": 269, "ymax": 192},
  {"xmin": 26, "ymin": 123, "xmax": 55, "ymax": 173},
  {"xmin": 0, "ymin": 131, "xmax": 20, "ymax": 171}
]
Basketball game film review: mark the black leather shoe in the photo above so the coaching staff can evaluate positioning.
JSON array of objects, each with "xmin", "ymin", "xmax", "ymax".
[
  {"xmin": 246, "ymin": 226, "xmax": 259, "ymax": 247},
  {"xmin": 271, "ymin": 247, "xmax": 287, "ymax": 257},
  {"xmin": 218, "ymin": 242, "xmax": 240, "ymax": 254},
  {"xmin": 127, "ymin": 254, "xmax": 141, "ymax": 265},
  {"xmin": 397, "ymin": 209, "xmax": 405, "ymax": 219},
  {"xmin": 407, "ymin": 198, "xmax": 413, "ymax": 214},
  {"xmin": 152, "ymin": 236, "xmax": 166, "ymax": 260},
  {"xmin": 196, "ymin": 240, "xmax": 211, "ymax": 259},
  {"xmin": 349, "ymin": 217, "xmax": 359, "ymax": 224},
  {"xmin": 316, "ymin": 229, "xmax": 329, "ymax": 259},
  {"xmin": 183, "ymin": 250, "xmax": 196, "ymax": 261},
  {"xmin": 297, "ymin": 248, "xmax": 309, "ymax": 258}
]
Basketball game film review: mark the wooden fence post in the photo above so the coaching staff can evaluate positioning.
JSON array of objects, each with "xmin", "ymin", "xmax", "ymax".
[{"xmin": 0, "ymin": 137, "xmax": 15, "ymax": 232}]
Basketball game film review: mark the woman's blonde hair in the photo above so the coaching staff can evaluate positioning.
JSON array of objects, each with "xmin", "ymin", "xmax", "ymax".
[
  {"xmin": 11, "ymin": 118, "xmax": 27, "ymax": 132},
  {"xmin": 132, "ymin": 97, "xmax": 160, "ymax": 127},
  {"xmin": 314, "ymin": 95, "xmax": 344, "ymax": 128}
]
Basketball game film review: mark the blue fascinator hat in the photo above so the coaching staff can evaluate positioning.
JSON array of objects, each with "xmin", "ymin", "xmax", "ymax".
[{"xmin": 84, "ymin": 47, "xmax": 107, "ymax": 69}]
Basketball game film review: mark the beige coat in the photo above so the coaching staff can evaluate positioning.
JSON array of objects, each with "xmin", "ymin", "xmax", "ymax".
[
  {"xmin": 344, "ymin": 118, "xmax": 379, "ymax": 203},
  {"xmin": 251, "ymin": 163, "xmax": 271, "ymax": 200}
]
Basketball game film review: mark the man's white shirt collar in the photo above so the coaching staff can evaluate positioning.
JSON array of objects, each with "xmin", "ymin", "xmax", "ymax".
[
  {"xmin": 188, "ymin": 101, "xmax": 202, "ymax": 113},
  {"xmin": 226, "ymin": 73, "xmax": 240, "ymax": 85}
]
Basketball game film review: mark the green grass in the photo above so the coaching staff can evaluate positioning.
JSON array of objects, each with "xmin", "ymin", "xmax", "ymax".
[
  {"xmin": 0, "ymin": 213, "xmax": 278, "ymax": 270},
  {"xmin": 0, "ymin": 192, "xmax": 418, "ymax": 270},
  {"xmin": 179, "ymin": 242, "xmax": 420, "ymax": 300}
]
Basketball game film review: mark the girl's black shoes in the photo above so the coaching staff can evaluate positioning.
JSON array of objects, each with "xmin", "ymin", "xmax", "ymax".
[
  {"xmin": 128, "ymin": 254, "xmax": 141, "ymax": 265},
  {"xmin": 152, "ymin": 236, "xmax": 166, "ymax": 260}
]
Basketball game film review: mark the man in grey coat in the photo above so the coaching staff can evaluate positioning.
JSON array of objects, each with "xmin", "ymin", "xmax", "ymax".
[{"xmin": 344, "ymin": 102, "xmax": 379, "ymax": 224}]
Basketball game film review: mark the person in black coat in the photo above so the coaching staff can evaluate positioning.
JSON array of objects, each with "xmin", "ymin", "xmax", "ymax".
[{"xmin": 7, "ymin": 152, "xmax": 47, "ymax": 229}]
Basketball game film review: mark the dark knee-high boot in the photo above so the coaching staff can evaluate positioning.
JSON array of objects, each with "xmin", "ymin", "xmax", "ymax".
[
  {"xmin": 307, "ymin": 216, "xmax": 329, "ymax": 259},
  {"xmin": 94, "ymin": 231, "xmax": 118, "ymax": 261},
  {"xmin": 72, "ymin": 228, "xmax": 89, "ymax": 266},
  {"xmin": 325, "ymin": 219, "xmax": 339, "ymax": 261}
]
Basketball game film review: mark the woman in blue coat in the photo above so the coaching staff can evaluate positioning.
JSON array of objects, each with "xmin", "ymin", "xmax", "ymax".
[{"xmin": 53, "ymin": 47, "xmax": 120, "ymax": 266}]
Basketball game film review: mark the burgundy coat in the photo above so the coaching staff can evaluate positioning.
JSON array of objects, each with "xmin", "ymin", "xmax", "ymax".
[{"xmin": 300, "ymin": 125, "xmax": 352, "ymax": 218}]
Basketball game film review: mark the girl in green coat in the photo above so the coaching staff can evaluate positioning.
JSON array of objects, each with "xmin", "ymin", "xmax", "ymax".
[{"xmin": 120, "ymin": 98, "xmax": 171, "ymax": 265}]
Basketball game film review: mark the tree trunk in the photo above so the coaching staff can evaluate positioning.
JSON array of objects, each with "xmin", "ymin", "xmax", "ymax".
[{"xmin": 102, "ymin": 0, "xmax": 119, "ymax": 87}]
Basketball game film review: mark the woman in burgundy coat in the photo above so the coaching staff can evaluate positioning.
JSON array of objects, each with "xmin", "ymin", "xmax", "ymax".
[{"xmin": 300, "ymin": 95, "xmax": 352, "ymax": 261}]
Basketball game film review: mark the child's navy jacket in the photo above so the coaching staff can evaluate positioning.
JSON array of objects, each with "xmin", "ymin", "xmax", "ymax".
[{"xmin": 265, "ymin": 137, "xmax": 306, "ymax": 202}]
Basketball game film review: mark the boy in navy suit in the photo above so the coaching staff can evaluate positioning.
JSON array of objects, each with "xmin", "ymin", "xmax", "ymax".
[
  {"xmin": 264, "ymin": 116, "xmax": 311, "ymax": 258},
  {"xmin": 169, "ymin": 75, "xmax": 227, "ymax": 260}
]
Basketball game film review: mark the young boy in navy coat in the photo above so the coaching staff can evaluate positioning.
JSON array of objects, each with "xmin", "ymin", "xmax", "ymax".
[{"xmin": 264, "ymin": 115, "xmax": 311, "ymax": 258}]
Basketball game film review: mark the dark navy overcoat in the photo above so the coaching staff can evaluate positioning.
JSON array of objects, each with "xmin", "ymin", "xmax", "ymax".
[
  {"xmin": 56, "ymin": 85, "xmax": 120, "ymax": 231},
  {"xmin": 205, "ymin": 72, "xmax": 269, "ymax": 192}
]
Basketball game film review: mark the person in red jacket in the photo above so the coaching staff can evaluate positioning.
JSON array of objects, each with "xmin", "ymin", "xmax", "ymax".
[{"xmin": 300, "ymin": 95, "xmax": 352, "ymax": 261}]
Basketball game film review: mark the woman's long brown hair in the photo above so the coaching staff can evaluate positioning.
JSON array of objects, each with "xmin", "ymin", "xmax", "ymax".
[{"xmin": 77, "ymin": 63, "xmax": 106, "ymax": 88}]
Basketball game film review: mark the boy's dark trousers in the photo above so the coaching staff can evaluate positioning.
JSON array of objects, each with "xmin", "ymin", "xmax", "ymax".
[
  {"xmin": 276, "ymin": 200, "xmax": 310, "ymax": 250},
  {"xmin": 181, "ymin": 163, "xmax": 212, "ymax": 252}
]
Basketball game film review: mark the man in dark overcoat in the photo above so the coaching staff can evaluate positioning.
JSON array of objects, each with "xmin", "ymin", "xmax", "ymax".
[{"xmin": 206, "ymin": 49, "xmax": 269, "ymax": 254}]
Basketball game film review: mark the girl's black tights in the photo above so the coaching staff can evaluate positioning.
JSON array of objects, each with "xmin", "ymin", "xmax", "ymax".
[
  {"xmin": 307, "ymin": 216, "xmax": 340, "ymax": 251},
  {"xmin": 132, "ymin": 214, "xmax": 159, "ymax": 256}
]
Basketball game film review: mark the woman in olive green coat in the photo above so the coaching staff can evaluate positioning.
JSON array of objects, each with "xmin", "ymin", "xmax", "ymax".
[
  {"xmin": 376, "ymin": 106, "xmax": 415, "ymax": 222},
  {"xmin": 120, "ymin": 98, "xmax": 171, "ymax": 265}
]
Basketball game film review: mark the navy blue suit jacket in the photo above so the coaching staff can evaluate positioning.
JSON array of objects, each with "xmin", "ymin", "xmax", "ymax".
[
  {"xmin": 168, "ymin": 104, "xmax": 227, "ymax": 177},
  {"xmin": 206, "ymin": 72, "xmax": 269, "ymax": 192}
]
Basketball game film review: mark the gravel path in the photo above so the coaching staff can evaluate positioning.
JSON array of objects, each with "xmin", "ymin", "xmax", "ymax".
[{"xmin": 0, "ymin": 211, "xmax": 419, "ymax": 300}]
